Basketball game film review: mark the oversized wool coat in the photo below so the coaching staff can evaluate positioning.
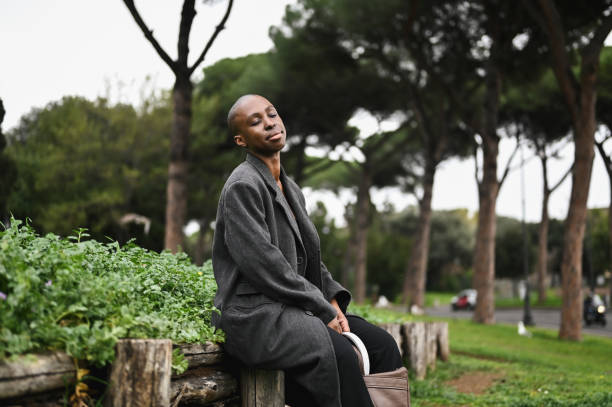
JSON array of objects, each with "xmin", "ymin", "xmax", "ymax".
[{"xmin": 212, "ymin": 152, "xmax": 351, "ymax": 407}]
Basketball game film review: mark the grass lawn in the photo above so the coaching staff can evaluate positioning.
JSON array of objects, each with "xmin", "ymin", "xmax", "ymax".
[
  {"xmin": 350, "ymin": 305, "xmax": 612, "ymax": 407},
  {"xmin": 426, "ymin": 289, "xmax": 563, "ymax": 309}
]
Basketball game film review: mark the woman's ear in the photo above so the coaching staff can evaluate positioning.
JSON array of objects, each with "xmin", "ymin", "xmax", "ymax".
[{"xmin": 234, "ymin": 134, "xmax": 247, "ymax": 148}]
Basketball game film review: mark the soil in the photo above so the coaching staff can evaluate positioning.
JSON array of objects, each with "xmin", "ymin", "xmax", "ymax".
[{"xmin": 446, "ymin": 370, "xmax": 505, "ymax": 395}]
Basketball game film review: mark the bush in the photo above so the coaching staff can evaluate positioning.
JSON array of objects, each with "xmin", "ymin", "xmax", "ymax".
[{"xmin": 0, "ymin": 219, "xmax": 223, "ymax": 367}]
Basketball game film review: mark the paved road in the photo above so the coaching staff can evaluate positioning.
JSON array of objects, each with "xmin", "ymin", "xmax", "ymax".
[{"xmin": 425, "ymin": 306, "xmax": 612, "ymax": 338}]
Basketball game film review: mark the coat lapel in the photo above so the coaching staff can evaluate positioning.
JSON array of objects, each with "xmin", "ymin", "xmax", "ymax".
[{"xmin": 245, "ymin": 153, "xmax": 304, "ymax": 246}]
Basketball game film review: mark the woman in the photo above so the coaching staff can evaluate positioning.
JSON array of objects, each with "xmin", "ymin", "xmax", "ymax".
[{"xmin": 212, "ymin": 94, "xmax": 402, "ymax": 407}]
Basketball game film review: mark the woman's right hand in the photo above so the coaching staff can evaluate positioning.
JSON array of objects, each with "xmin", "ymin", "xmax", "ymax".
[{"xmin": 327, "ymin": 317, "xmax": 343, "ymax": 334}]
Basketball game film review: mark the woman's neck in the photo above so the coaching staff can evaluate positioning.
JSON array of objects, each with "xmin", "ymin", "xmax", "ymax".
[{"xmin": 250, "ymin": 150, "xmax": 282, "ymax": 181}]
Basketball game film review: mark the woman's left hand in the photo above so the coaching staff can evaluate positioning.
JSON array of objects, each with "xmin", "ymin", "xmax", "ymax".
[{"xmin": 330, "ymin": 298, "xmax": 350, "ymax": 332}]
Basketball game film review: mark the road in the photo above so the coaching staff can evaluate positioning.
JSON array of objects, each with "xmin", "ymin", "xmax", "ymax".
[{"xmin": 425, "ymin": 306, "xmax": 612, "ymax": 338}]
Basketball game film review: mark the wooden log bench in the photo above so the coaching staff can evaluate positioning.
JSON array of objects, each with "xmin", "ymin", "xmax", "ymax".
[{"xmin": 0, "ymin": 321, "xmax": 448, "ymax": 405}]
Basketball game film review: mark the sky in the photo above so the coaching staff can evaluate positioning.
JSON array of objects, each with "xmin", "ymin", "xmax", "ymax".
[{"xmin": 1, "ymin": 0, "xmax": 610, "ymax": 227}]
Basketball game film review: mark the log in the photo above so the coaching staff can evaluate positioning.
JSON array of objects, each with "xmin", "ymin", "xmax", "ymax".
[
  {"xmin": 175, "ymin": 342, "xmax": 224, "ymax": 370},
  {"xmin": 434, "ymin": 322, "xmax": 450, "ymax": 362},
  {"xmin": 106, "ymin": 339, "xmax": 172, "ymax": 407},
  {"xmin": 0, "ymin": 352, "xmax": 75, "ymax": 400},
  {"xmin": 170, "ymin": 367, "xmax": 237, "ymax": 406},
  {"xmin": 377, "ymin": 323, "xmax": 403, "ymax": 356},
  {"xmin": 402, "ymin": 322, "xmax": 427, "ymax": 380},
  {"xmin": 425, "ymin": 323, "xmax": 437, "ymax": 371},
  {"xmin": 240, "ymin": 367, "xmax": 284, "ymax": 407}
]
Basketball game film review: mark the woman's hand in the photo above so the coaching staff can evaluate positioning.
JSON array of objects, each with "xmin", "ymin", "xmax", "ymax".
[
  {"xmin": 327, "ymin": 317, "xmax": 343, "ymax": 334},
  {"xmin": 330, "ymin": 298, "xmax": 350, "ymax": 332}
]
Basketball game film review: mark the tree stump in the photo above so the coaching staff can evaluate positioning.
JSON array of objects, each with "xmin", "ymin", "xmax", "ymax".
[
  {"xmin": 402, "ymin": 322, "xmax": 427, "ymax": 380},
  {"xmin": 240, "ymin": 367, "xmax": 284, "ymax": 407},
  {"xmin": 106, "ymin": 339, "xmax": 172, "ymax": 407},
  {"xmin": 378, "ymin": 322, "xmax": 404, "ymax": 356},
  {"xmin": 425, "ymin": 323, "xmax": 437, "ymax": 371},
  {"xmin": 434, "ymin": 322, "xmax": 450, "ymax": 362}
]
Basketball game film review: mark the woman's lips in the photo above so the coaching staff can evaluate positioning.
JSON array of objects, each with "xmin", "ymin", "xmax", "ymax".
[{"xmin": 267, "ymin": 132, "xmax": 283, "ymax": 141}]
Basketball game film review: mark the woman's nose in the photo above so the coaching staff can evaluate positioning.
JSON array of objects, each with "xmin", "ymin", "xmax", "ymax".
[{"xmin": 263, "ymin": 117, "xmax": 276, "ymax": 129}]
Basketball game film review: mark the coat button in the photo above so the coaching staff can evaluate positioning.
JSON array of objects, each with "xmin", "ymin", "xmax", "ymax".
[
  {"xmin": 297, "ymin": 256, "xmax": 303, "ymax": 264},
  {"xmin": 305, "ymin": 310, "xmax": 314, "ymax": 316}
]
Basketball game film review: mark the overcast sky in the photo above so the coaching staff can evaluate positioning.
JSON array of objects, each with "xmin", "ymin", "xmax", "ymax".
[{"xmin": 1, "ymin": 0, "xmax": 610, "ymax": 226}]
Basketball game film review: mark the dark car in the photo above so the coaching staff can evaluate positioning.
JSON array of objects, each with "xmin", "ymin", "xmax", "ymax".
[
  {"xmin": 584, "ymin": 293, "xmax": 607, "ymax": 326},
  {"xmin": 451, "ymin": 289, "xmax": 477, "ymax": 311}
]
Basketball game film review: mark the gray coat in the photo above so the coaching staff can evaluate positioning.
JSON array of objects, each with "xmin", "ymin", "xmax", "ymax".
[{"xmin": 212, "ymin": 153, "xmax": 351, "ymax": 406}]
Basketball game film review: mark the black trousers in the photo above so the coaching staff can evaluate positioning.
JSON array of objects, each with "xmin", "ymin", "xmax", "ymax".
[{"xmin": 285, "ymin": 315, "xmax": 403, "ymax": 407}]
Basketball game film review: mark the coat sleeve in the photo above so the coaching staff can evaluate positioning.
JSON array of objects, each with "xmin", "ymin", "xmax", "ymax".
[
  {"xmin": 320, "ymin": 261, "xmax": 351, "ymax": 314},
  {"xmin": 223, "ymin": 180, "xmax": 337, "ymax": 324}
]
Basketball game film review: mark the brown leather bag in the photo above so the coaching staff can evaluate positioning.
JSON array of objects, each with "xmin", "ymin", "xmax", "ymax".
[{"xmin": 343, "ymin": 332, "xmax": 410, "ymax": 407}]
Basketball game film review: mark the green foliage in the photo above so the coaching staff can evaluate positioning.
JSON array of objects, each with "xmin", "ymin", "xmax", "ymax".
[
  {"xmin": 6, "ymin": 96, "xmax": 171, "ymax": 251},
  {"xmin": 366, "ymin": 207, "xmax": 412, "ymax": 299},
  {"xmin": 0, "ymin": 219, "xmax": 222, "ymax": 370},
  {"xmin": 495, "ymin": 216, "xmax": 536, "ymax": 280},
  {"xmin": 309, "ymin": 201, "xmax": 349, "ymax": 282},
  {"xmin": 0, "ymin": 98, "xmax": 17, "ymax": 223},
  {"xmin": 585, "ymin": 208, "xmax": 609, "ymax": 285}
]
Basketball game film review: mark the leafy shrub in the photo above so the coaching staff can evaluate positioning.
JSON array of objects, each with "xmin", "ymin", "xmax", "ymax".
[{"xmin": 0, "ymin": 219, "xmax": 223, "ymax": 367}]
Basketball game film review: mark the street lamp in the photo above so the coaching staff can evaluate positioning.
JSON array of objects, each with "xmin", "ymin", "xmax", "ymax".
[{"xmin": 521, "ymin": 140, "xmax": 534, "ymax": 326}]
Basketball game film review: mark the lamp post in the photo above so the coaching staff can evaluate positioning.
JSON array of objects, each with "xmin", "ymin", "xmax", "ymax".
[{"xmin": 521, "ymin": 140, "xmax": 534, "ymax": 326}]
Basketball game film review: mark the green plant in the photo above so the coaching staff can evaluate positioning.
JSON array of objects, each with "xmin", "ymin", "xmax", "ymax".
[{"xmin": 0, "ymin": 219, "xmax": 223, "ymax": 372}]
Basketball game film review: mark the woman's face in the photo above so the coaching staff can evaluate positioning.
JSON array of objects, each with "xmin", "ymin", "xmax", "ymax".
[{"xmin": 233, "ymin": 95, "xmax": 287, "ymax": 156}]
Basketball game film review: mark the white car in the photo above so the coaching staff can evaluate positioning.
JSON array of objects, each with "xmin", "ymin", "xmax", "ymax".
[{"xmin": 451, "ymin": 289, "xmax": 477, "ymax": 311}]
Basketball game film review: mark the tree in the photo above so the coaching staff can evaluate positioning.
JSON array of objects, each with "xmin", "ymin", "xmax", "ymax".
[
  {"xmin": 0, "ymin": 98, "xmax": 17, "ymax": 224},
  {"xmin": 594, "ymin": 47, "xmax": 612, "ymax": 304},
  {"xmin": 523, "ymin": 0, "xmax": 612, "ymax": 340},
  {"xmin": 415, "ymin": 0, "xmax": 535, "ymax": 323},
  {"xmin": 6, "ymin": 96, "xmax": 171, "ymax": 249},
  {"xmin": 348, "ymin": 129, "xmax": 410, "ymax": 302},
  {"xmin": 122, "ymin": 0, "xmax": 234, "ymax": 252},
  {"xmin": 503, "ymin": 70, "xmax": 572, "ymax": 303},
  {"xmin": 301, "ymin": 128, "xmax": 412, "ymax": 303},
  {"xmin": 279, "ymin": 0, "xmax": 474, "ymax": 308}
]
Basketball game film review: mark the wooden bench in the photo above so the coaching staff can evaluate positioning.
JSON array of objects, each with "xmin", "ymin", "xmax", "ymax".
[
  {"xmin": 0, "ymin": 340, "xmax": 283, "ymax": 407},
  {"xmin": 0, "ymin": 321, "xmax": 448, "ymax": 405}
]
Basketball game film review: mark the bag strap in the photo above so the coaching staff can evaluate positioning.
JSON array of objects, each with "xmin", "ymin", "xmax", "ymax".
[{"xmin": 342, "ymin": 332, "xmax": 370, "ymax": 375}]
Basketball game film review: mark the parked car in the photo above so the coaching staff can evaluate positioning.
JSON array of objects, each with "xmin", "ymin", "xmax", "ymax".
[{"xmin": 451, "ymin": 289, "xmax": 477, "ymax": 311}]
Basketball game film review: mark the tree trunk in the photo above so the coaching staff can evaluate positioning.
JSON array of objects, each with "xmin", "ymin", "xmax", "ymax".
[
  {"xmin": 526, "ymin": 0, "xmax": 612, "ymax": 340},
  {"xmin": 402, "ymin": 164, "xmax": 435, "ymax": 308},
  {"xmin": 353, "ymin": 169, "xmax": 372, "ymax": 303},
  {"xmin": 341, "ymin": 230, "xmax": 356, "ymax": 290},
  {"xmin": 559, "ymin": 106, "xmax": 596, "ymax": 340},
  {"xmin": 194, "ymin": 217, "xmax": 210, "ymax": 266},
  {"xmin": 596, "ymin": 141, "xmax": 612, "ymax": 312},
  {"xmin": 165, "ymin": 77, "xmax": 193, "ymax": 252},
  {"xmin": 472, "ymin": 60, "xmax": 501, "ymax": 325},
  {"xmin": 537, "ymin": 157, "xmax": 550, "ymax": 304},
  {"xmin": 556, "ymin": 41, "xmax": 602, "ymax": 341},
  {"xmin": 609, "ymin": 191, "xmax": 612, "ymax": 305}
]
